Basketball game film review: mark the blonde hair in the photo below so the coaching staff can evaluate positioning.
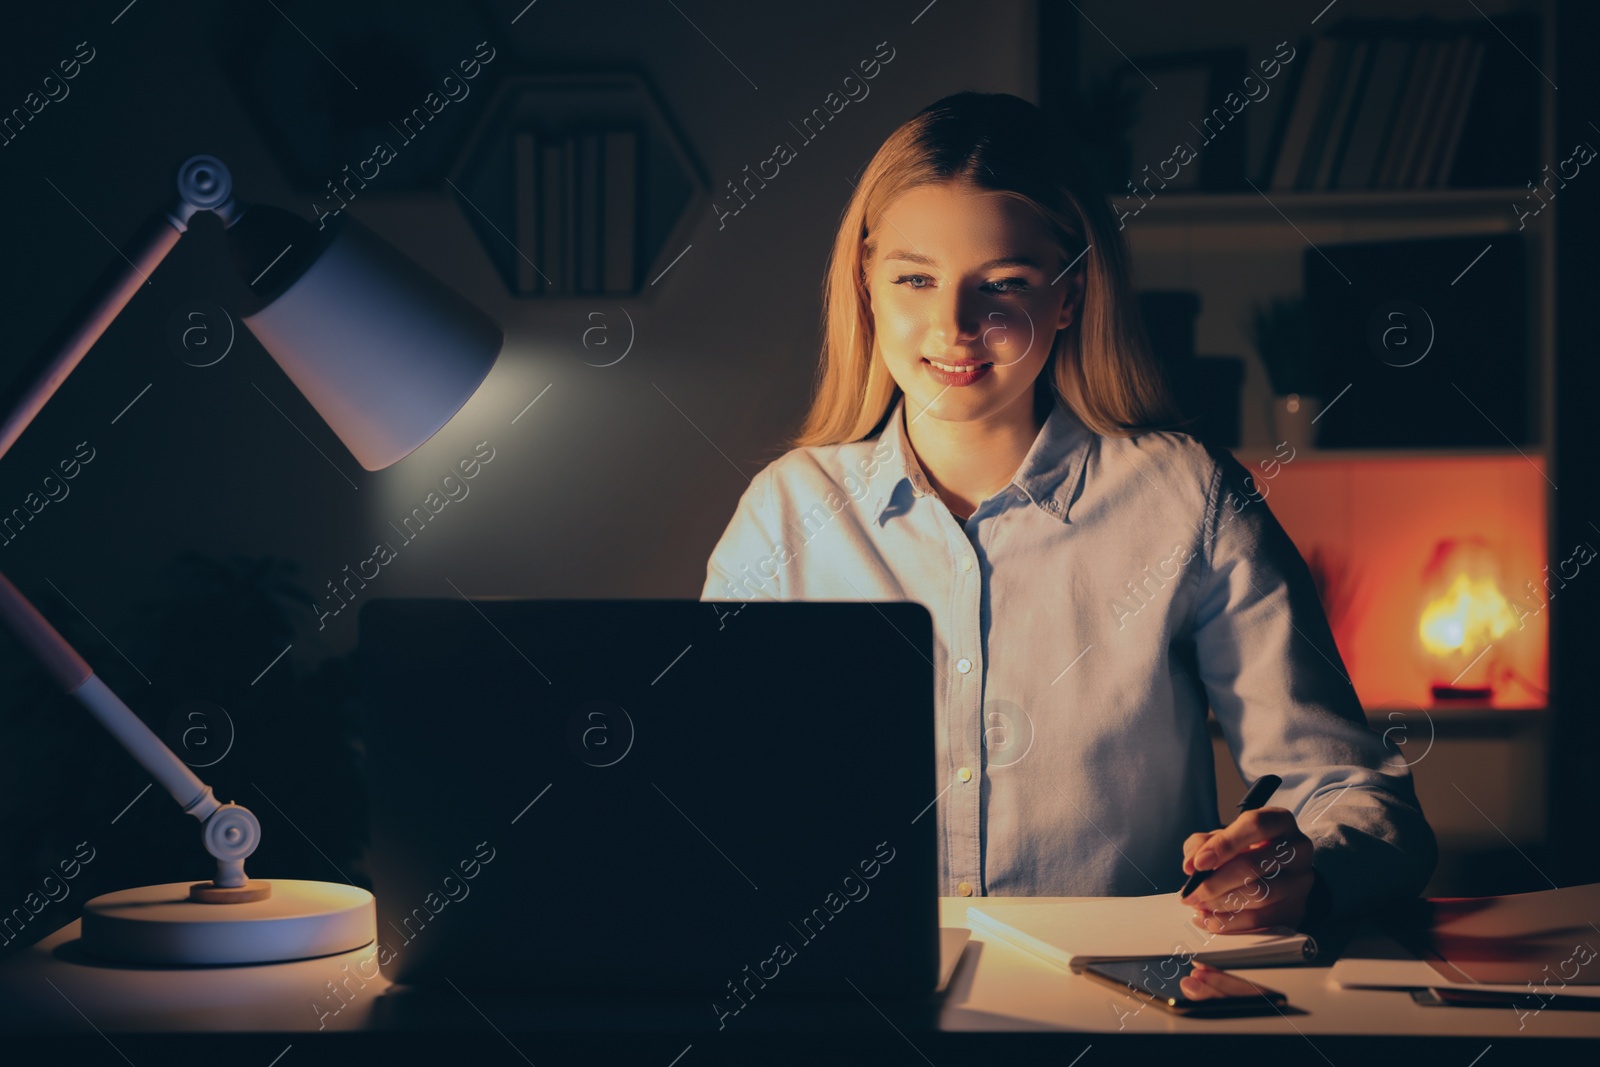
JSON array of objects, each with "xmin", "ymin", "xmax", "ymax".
[{"xmin": 791, "ymin": 91, "xmax": 1183, "ymax": 448}]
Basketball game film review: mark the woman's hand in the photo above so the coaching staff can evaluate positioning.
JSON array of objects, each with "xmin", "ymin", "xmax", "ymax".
[{"xmin": 1179, "ymin": 806, "xmax": 1318, "ymax": 933}]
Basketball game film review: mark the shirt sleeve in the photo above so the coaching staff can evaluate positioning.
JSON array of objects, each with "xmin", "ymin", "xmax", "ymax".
[
  {"xmin": 700, "ymin": 467, "xmax": 784, "ymax": 602},
  {"xmin": 1192, "ymin": 448, "xmax": 1438, "ymax": 924}
]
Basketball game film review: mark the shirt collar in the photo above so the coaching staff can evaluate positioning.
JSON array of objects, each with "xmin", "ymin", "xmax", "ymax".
[{"xmin": 871, "ymin": 392, "xmax": 1092, "ymax": 525}]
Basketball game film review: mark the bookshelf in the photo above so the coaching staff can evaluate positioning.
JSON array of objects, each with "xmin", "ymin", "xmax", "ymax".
[
  {"xmin": 1053, "ymin": 2, "xmax": 1560, "ymax": 880},
  {"xmin": 1086, "ymin": 0, "xmax": 1559, "ymax": 452},
  {"xmin": 1059, "ymin": 0, "xmax": 1558, "ymax": 440}
]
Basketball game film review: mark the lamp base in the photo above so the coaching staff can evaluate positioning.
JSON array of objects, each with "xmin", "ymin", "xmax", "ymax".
[
  {"xmin": 1431, "ymin": 684, "xmax": 1493, "ymax": 700},
  {"xmin": 81, "ymin": 879, "xmax": 374, "ymax": 966},
  {"xmin": 188, "ymin": 879, "xmax": 273, "ymax": 904}
]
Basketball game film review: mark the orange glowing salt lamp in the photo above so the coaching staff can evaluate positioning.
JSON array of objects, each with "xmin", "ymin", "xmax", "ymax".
[{"xmin": 1417, "ymin": 536, "xmax": 1519, "ymax": 700}]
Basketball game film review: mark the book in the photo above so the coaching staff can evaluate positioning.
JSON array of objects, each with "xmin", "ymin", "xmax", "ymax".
[
  {"xmin": 602, "ymin": 129, "xmax": 638, "ymax": 294},
  {"xmin": 562, "ymin": 133, "xmax": 578, "ymax": 292},
  {"xmin": 1305, "ymin": 232, "xmax": 1528, "ymax": 448},
  {"xmin": 1295, "ymin": 36, "xmax": 1355, "ymax": 189},
  {"xmin": 1431, "ymin": 40, "xmax": 1485, "ymax": 186},
  {"xmin": 1405, "ymin": 34, "xmax": 1468, "ymax": 187},
  {"xmin": 575, "ymin": 131, "xmax": 602, "ymax": 294},
  {"xmin": 540, "ymin": 138, "xmax": 566, "ymax": 294},
  {"xmin": 1377, "ymin": 35, "xmax": 1441, "ymax": 187},
  {"xmin": 1335, "ymin": 35, "xmax": 1412, "ymax": 189},
  {"xmin": 1417, "ymin": 35, "xmax": 1475, "ymax": 186},
  {"xmin": 1255, "ymin": 37, "xmax": 1309, "ymax": 187},
  {"xmin": 1363, "ymin": 31, "xmax": 1422, "ymax": 189},
  {"xmin": 513, "ymin": 131, "xmax": 540, "ymax": 294},
  {"xmin": 1270, "ymin": 35, "xmax": 1340, "ymax": 190},
  {"xmin": 966, "ymin": 894, "xmax": 1319, "ymax": 974},
  {"xmin": 1313, "ymin": 37, "xmax": 1374, "ymax": 189}
]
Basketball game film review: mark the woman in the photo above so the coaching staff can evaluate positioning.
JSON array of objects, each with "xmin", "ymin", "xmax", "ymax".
[{"xmin": 701, "ymin": 91, "xmax": 1435, "ymax": 933}]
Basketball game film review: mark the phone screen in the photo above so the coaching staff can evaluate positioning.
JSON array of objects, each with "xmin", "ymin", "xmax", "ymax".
[{"xmin": 1084, "ymin": 958, "xmax": 1286, "ymax": 1013}]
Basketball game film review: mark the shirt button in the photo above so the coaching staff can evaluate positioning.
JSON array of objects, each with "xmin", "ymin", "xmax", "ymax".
[
  {"xmin": 957, "ymin": 881, "xmax": 973, "ymax": 897},
  {"xmin": 962, "ymin": 557, "xmax": 974, "ymax": 572},
  {"xmin": 956, "ymin": 658, "xmax": 972, "ymax": 674},
  {"xmin": 958, "ymin": 766, "xmax": 972, "ymax": 782}
]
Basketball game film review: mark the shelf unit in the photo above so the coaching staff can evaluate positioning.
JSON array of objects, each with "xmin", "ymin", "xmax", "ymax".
[
  {"xmin": 448, "ymin": 73, "xmax": 708, "ymax": 299},
  {"xmin": 1056, "ymin": 1, "xmax": 1560, "ymax": 873}
]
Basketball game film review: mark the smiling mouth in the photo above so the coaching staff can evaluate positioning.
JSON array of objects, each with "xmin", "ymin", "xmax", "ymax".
[{"xmin": 923, "ymin": 358, "xmax": 992, "ymax": 373}]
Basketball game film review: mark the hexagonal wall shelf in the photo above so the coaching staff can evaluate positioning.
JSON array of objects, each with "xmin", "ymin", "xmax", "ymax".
[{"xmin": 449, "ymin": 73, "xmax": 707, "ymax": 297}]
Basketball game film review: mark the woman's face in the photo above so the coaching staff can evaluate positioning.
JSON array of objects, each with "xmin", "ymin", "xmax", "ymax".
[{"xmin": 864, "ymin": 180, "xmax": 1081, "ymax": 427}]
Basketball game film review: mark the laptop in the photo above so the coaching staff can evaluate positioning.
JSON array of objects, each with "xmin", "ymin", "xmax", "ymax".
[{"xmin": 358, "ymin": 597, "xmax": 942, "ymax": 1004}]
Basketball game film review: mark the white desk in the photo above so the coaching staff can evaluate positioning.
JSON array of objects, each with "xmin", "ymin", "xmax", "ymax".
[
  {"xmin": 935, "ymin": 899, "xmax": 1600, "ymax": 1038},
  {"xmin": 0, "ymin": 898, "xmax": 1594, "ymax": 1039}
]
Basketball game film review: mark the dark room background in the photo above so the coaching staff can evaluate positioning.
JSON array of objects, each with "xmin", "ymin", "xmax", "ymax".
[{"xmin": 2, "ymin": 0, "xmax": 1596, "ymax": 957}]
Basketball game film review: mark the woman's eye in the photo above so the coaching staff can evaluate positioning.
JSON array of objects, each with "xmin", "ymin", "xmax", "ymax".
[{"xmin": 891, "ymin": 274, "xmax": 1031, "ymax": 293}]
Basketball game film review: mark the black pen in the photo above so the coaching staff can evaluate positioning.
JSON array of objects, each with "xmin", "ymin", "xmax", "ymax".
[{"xmin": 1180, "ymin": 774, "xmax": 1282, "ymax": 899}]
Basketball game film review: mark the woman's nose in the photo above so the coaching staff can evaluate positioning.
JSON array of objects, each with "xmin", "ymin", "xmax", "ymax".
[{"xmin": 929, "ymin": 287, "xmax": 982, "ymax": 347}]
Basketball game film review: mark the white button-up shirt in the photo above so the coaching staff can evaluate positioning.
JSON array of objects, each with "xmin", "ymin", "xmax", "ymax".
[{"xmin": 701, "ymin": 393, "xmax": 1437, "ymax": 921}]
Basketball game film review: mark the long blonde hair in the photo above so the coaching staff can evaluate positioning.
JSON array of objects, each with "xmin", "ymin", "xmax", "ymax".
[{"xmin": 791, "ymin": 91, "xmax": 1182, "ymax": 448}]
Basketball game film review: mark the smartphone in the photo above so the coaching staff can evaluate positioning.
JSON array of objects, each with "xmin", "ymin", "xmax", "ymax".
[{"xmin": 1082, "ymin": 958, "xmax": 1289, "ymax": 1017}]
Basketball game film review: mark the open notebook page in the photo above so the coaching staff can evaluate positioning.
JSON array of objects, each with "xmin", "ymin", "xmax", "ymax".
[{"xmin": 967, "ymin": 893, "xmax": 1317, "ymax": 973}]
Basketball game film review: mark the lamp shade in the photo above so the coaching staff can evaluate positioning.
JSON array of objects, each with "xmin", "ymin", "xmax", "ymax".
[{"xmin": 240, "ymin": 215, "xmax": 502, "ymax": 471}]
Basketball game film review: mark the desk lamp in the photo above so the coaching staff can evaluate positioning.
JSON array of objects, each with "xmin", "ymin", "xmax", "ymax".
[{"xmin": 0, "ymin": 155, "xmax": 502, "ymax": 965}]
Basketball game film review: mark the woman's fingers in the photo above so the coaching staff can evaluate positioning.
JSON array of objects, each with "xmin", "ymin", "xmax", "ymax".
[
  {"xmin": 1181, "ymin": 831, "xmax": 1217, "ymax": 875},
  {"xmin": 1188, "ymin": 883, "xmax": 1310, "ymax": 934},
  {"xmin": 1189, "ymin": 807, "xmax": 1298, "ymax": 872},
  {"xmin": 1179, "ymin": 808, "xmax": 1317, "ymax": 931},
  {"xmin": 1182, "ymin": 837, "xmax": 1308, "ymax": 907},
  {"xmin": 1189, "ymin": 862, "xmax": 1312, "ymax": 916}
]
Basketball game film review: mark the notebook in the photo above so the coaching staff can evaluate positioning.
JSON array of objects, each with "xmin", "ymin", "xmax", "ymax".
[
  {"xmin": 967, "ymin": 893, "xmax": 1318, "ymax": 973},
  {"xmin": 1331, "ymin": 882, "xmax": 1600, "ymax": 993}
]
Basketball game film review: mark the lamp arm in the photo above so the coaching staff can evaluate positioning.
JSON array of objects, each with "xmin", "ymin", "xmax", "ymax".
[
  {"xmin": 0, "ymin": 156, "xmax": 238, "ymax": 463},
  {"xmin": 0, "ymin": 569, "xmax": 215, "ymax": 814},
  {"xmin": 0, "ymin": 155, "xmax": 261, "ymax": 889},
  {"xmin": 0, "ymin": 570, "xmax": 262, "ymax": 886},
  {"xmin": 0, "ymin": 212, "xmax": 182, "ymax": 461}
]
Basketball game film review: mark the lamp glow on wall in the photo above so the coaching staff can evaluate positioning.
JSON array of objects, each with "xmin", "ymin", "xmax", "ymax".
[
  {"xmin": 0, "ymin": 156, "xmax": 501, "ymax": 964},
  {"xmin": 1417, "ymin": 536, "xmax": 1521, "ymax": 700}
]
